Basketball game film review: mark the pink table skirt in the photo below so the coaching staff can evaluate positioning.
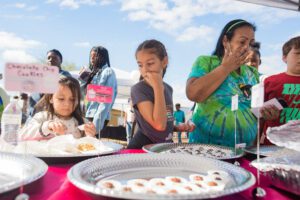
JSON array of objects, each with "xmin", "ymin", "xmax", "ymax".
[{"xmin": 1, "ymin": 149, "xmax": 298, "ymax": 200}]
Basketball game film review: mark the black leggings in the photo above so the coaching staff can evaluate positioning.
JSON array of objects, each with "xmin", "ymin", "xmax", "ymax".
[{"xmin": 127, "ymin": 130, "xmax": 153, "ymax": 149}]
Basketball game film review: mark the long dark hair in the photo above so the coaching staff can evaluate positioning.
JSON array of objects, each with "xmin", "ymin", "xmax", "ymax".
[
  {"xmin": 85, "ymin": 46, "xmax": 111, "ymax": 85},
  {"xmin": 89, "ymin": 46, "xmax": 110, "ymax": 70},
  {"xmin": 35, "ymin": 76, "xmax": 84, "ymax": 125},
  {"xmin": 135, "ymin": 39, "xmax": 168, "ymax": 80},
  {"xmin": 212, "ymin": 19, "xmax": 256, "ymax": 59}
]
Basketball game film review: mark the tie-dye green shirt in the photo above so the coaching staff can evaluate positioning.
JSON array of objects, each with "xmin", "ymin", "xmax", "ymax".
[{"xmin": 188, "ymin": 56, "xmax": 259, "ymax": 147}]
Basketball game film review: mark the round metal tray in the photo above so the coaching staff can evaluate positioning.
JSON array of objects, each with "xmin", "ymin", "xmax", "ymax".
[
  {"xmin": 143, "ymin": 143, "xmax": 244, "ymax": 160},
  {"xmin": 1, "ymin": 139, "xmax": 123, "ymax": 164},
  {"xmin": 68, "ymin": 153, "xmax": 255, "ymax": 199},
  {"xmin": 0, "ymin": 152, "xmax": 48, "ymax": 194},
  {"xmin": 244, "ymin": 145, "xmax": 294, "ymax": 157},
  {"xmin": 251, "ymin": 154, "xmax": 300, "ymax": 195}
]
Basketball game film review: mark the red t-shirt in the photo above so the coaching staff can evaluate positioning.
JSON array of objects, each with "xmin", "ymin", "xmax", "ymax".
[{"xmin": 262, "ymin": 72, "xmax": 300, "ymax": 144}]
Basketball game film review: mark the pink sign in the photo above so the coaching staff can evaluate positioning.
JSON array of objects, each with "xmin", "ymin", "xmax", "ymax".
[
  {"xmin": 4, "ymin": 63, "xmax": 59, "ymax": 93},
  {"xmin": 86, "ymin": 84, "xmax": 113, "ymax": 103}
]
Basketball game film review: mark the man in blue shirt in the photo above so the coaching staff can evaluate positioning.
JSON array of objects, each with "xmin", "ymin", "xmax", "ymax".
[{"xmin": 173, "ymin": 103, "xmax": 185, "ymax": 143}]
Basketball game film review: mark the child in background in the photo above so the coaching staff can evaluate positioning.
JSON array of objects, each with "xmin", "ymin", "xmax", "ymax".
[
  {"xmin": 261, "ymin": 36, "xmax": 300, "ymax": 144},
  {"xmin": 173, "ymin": 103, "xmax": 185, "ymax": 143},
  {"xmin": 19, "ymin": 76, "xmax": 96, "ymax": 141},
  {"xmin": 246, "ymin": 42, "xmax": 261, "ymax": 70},
  {"xmin": 127, "ymin": 39, "xmax": 194, "ymax": 149},
  {"xmin": 124, "ymin": 98, "xmax": 135, "ymax": 144}
]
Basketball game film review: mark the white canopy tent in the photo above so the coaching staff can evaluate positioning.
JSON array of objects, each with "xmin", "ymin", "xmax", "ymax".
[{"xmin": 236, "ymin": 0, "xmax": 300, "ymax": 11}]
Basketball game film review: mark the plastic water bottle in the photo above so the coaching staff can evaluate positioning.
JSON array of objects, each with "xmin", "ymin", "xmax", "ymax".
[{"xmin": 1, "ymin": 96, "xmax": 22, "ymax": 145}]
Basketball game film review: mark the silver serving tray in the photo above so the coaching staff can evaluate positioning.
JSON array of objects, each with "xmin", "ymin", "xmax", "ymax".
[
  {"xmin": 251, "ymin": 154, "xmax": 300, "ymax": 195},
  {"xmin": 32, "ymin": 141, "xmax": 123, "ymax": 158},
  {"xmin": 68, "ymin": 154, "xmax": 255, "ymax": 199},
  {"xmin": 243, "ymin": 145, "xmax": 293, "ymax": 157},
  {"xmin": 0, "ymin": 152, "xmax": 48, "ymax": 194},
  {"xmin": 143, "ymin": 143, "xmax": 244, "ymax": 160},
  {"xmin": 29, "ymin": 141, "xmax": 123, "ymax": 164},
  {"xmin": 1, "ymin": 141, "xmax": 123, "ymax": 164}
]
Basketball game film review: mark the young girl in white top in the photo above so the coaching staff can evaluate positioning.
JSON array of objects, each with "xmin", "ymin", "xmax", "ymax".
[{"xmin": 19, "ymin": 76, "xmax": 96, "ymax": 140}]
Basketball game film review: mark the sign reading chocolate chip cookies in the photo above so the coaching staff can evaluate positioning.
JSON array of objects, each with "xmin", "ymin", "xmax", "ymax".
[{"xmin": 4, "ymin": 63, "xmax": 59, "ymax": 93}]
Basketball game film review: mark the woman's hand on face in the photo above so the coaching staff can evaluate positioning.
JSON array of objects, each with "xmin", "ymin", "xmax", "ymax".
[
  {"xmin": 84, "ymin": 122, "xmax": 97, "ymax": 137},
  {"xmin": 221, "ymin": 43, "xmax": 250, "ymax": 72},
  {"xmin": 144, "ymin": 71, "xmax": 164, "ymax": 89},
  {"xmin": 48, "ymin": 121, "xmax": 67, "ymax": 135},
  {"xmin": 260, "ymin": 105, "xmax": 281, "ymax": 121}
]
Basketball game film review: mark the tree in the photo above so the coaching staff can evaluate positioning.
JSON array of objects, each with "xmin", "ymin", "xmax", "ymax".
[{"xmin": 61, "ymin": 62, "xmax": 77, "ymax": 71}]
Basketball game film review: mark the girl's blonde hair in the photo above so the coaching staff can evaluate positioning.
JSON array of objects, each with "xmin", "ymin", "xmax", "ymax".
[{"xmin": 35, "ymin": 76, "xmax": 84, "ymax": 125}]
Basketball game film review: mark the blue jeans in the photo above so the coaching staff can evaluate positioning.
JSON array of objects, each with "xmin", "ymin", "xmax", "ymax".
[
  {"xmin": 177, "ymin": 132, "xmax": 182, "ymax": 143},
  {"xmin": 126, "ymin": 122, "xmax": 133, "ymax": 143}
]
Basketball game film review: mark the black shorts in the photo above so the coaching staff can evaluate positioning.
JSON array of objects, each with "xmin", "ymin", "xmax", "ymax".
[{"xmin": 127, "ymin": 130, "xmax": 152, "ymax": 149}]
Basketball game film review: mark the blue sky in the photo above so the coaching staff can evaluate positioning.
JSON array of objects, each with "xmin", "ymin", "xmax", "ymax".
[{"xmin": 0, "ymin": 0, "xmax": 299, "ymax": 106}]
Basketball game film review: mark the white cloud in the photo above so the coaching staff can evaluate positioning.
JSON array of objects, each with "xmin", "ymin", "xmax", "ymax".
[
  {"xmin": 14, "ymin": 3, "xmax": 26, "ymax": 8},
  {"xmin": 121, "ymin": 0, "xmax": 166, "ymax": 11},
  {"xmin": 1, "ymin": 14, "xmax": 45, "ymax": 20},
  {"xmin": 0, "ymin": 32, "xmax": 42, "ymax": 73},
  {"xmin": 291, "ymin": 31, "xmax": 300, "ymax": 38},
  {"xmin": 99, "ymin": 0, "xmax": 114, "ymax": 6},
  {"xmin": 46, "ymin": 0, "xmax": 112, "ymax": 9},
  {"xmin": 121, "ymin": 0, "xmax": 193, "ymax": 32},
  {"xmin": 60, "ymin": 0, "xmax": 80, "ymax": 9},
  {"xmin": 171, "ymin": 83, "xmax": 193, "ymax": 108},
  {"xmin": 176, "ymin": 25, "xmax": 215, "ymax": 42},
  {"xmin": 255, "ymin": 8, "xmax": 299, "ymax": 24},
  {"xmin": 265, "ymin": 43, "xmax": 283, "ymax": 53},
  {"xmin": 46, "ymin": 0, "xmax": 57, "ymax": 3},
  {"xmin": 73, "ymin": 41, "xmax": 91, "ymax": 47},
  {"xmin": 9, "ymin": 3, "xmax": 38, "ymax": 11},
  {"xmin": 127, "ymin": 10, "xmax": 151, "ymax": 21},
  {"xmin": 259, "ymin": 54, "xmax": 285, "ymax": 75},
  {"xmin": 120, "ymin": 0, "xmax": 300, "ymax": 37},
  {"xmin": 45, "ymin": 0, "xmax": 300, "ymax": 41},
  {"xmin": 26, "ymin": 6, "xmax": 38, "ymax": 11},
  {"xmin": 2, "ymin": 50, "xmax": 38, "ymax": 63},
  {"xmin": 0, "ymin": 31, "xmax": 42, "ymax": 50}
]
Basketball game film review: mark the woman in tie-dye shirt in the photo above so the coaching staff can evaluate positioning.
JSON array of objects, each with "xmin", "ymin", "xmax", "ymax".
[{"xmin": 186, "ymin": 19, "xmax": 259, "ymax": 147}]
